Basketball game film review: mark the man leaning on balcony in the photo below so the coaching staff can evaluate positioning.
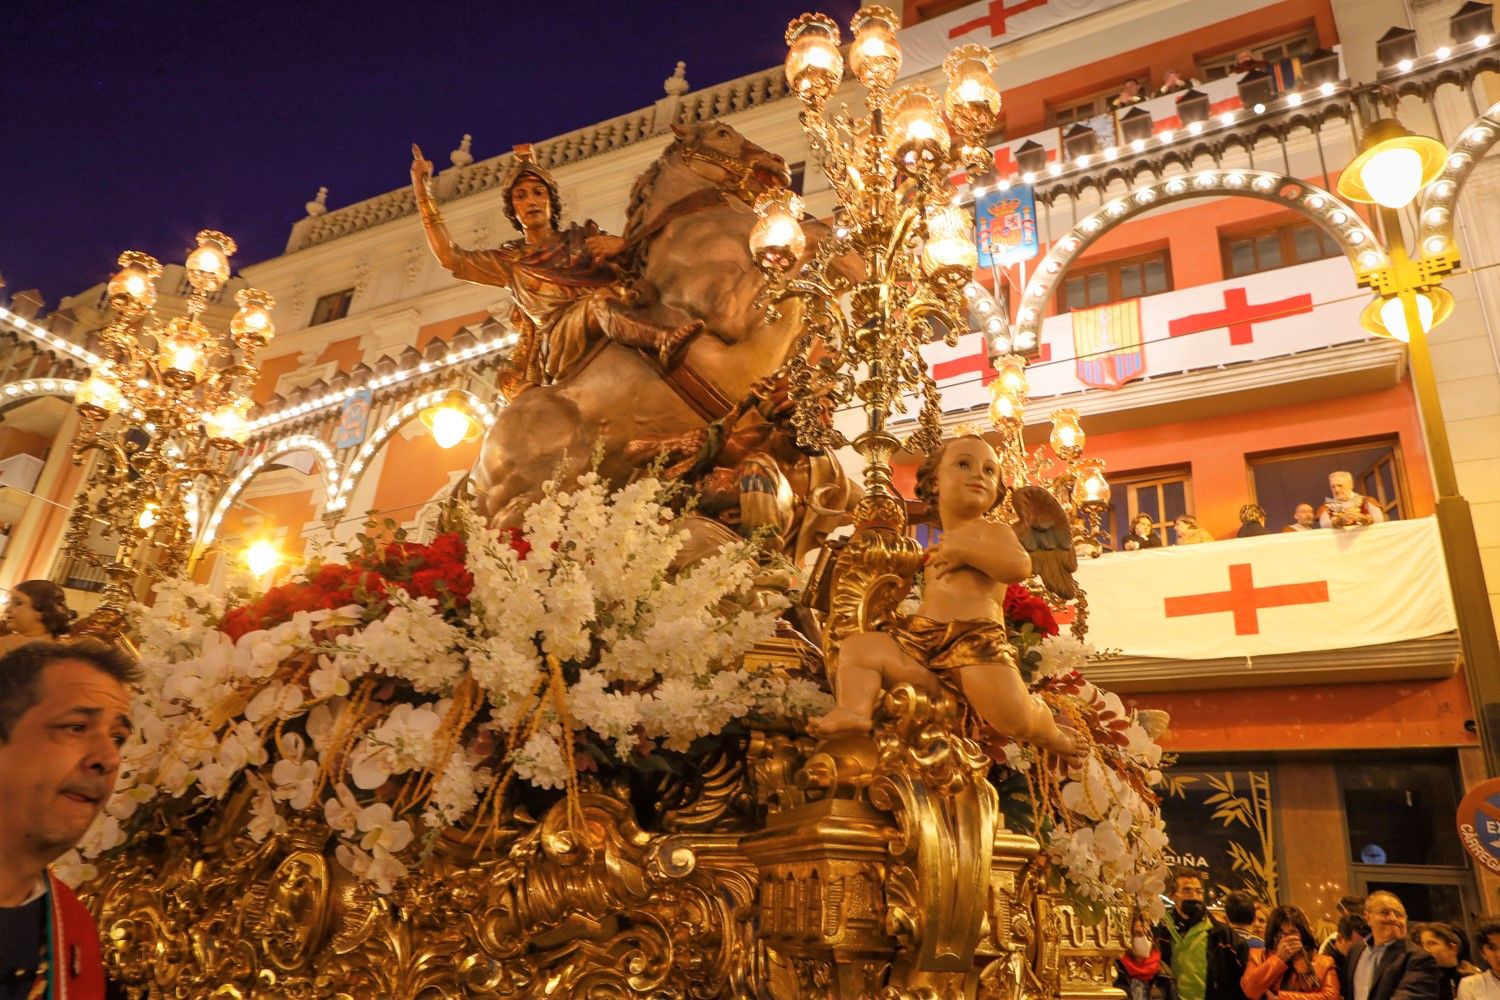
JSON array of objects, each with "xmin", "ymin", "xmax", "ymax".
[{"xmin": 1317, "ymin": 472, "xmax": 1386, "ymax": 530}]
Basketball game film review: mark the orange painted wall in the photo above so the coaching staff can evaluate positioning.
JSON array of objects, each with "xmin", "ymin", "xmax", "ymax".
[
  {"xmin": 995, "ymin": 0, "xmax": 1338, "ymax": 136},
  {"xmin": 1127, "ymin": 672, "xmax": 1479, "ymax": 752},
  {"xmin": 194, "ymin": 485, "xmax": 319, "ymax": 583},
  {"xmin": 0, "ymin": 427, "xmax": 53, "ymax": 463},
  {"xmin": 364, "ymin": 424, "xmax": 480, "ymax": 524},
  {"xmin": 414, "ymin": 310, "xmax": 491, "ymax": 352},
  {"xmin": 1083, "ymin": 379, "xmax": 1435, "ymax": 539},
  {"xmin": 252, "ymin": 352, "xmax": 305, "ymax": 404},
  {"xmin": 317, "ymin": 335, "xmax": 364, "ymax": 370}
]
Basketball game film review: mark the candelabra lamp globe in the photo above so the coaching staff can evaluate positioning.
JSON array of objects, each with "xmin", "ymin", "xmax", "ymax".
[{"xmin": 784, "ymin": 13, "xmax": 843, "ymax": 108}]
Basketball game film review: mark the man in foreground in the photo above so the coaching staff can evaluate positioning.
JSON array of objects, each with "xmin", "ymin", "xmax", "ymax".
[
  {"xmin": 1343, "ymin": 891, "xmax": 1438, "ymax": 1000},
  {"xmin": 0, "ymin": 641, "xmax": 138, "ymax": 1000}
]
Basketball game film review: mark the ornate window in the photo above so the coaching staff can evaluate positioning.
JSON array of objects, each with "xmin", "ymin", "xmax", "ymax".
[
  {"xmin": 1057, "ymin": 249, "xmax": 1171, "ymax": 314},
  {"xmin": 1108, "ymin": 466, "xmax": 1194, "ymax": 548},
  {"xmin": 310, "ymin": 288, "xmax": 354, "ymax": 326},
  {"xmin": 1221, "ymin": 219, "xmax": 1341, "ymax": 277}
]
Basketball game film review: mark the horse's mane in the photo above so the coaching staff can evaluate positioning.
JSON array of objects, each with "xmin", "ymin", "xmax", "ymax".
[{"xmin": 622, "ymin": 136, "xmax": 680, "ymax": 247}]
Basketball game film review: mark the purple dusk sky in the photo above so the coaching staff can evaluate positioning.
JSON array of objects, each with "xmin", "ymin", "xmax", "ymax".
[{"xmin": 1, "ymin": 1, "xmax": 858, "ymax": 306}]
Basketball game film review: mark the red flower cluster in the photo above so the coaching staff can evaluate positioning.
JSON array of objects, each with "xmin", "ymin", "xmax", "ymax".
[
  {"xmin": 218, "ymin": 529, "xmax": 529, "ymax": 642},
  {"xmin": 1003, "ymin": 583, "xmax": 1059, "ymax": 637},
  {"xmin": 222, "ymin": 563, "xmax": 386, "ymax": 641}
]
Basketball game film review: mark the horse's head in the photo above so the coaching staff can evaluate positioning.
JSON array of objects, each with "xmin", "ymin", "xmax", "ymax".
[{"xmin": 668, "ymin": 120, "xmax": 790, "ymax": 199}]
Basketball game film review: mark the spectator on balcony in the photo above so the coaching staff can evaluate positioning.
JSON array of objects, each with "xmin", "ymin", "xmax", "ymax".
[
  {"xmin": 0, "ymin": 581, "xmax": 76, "ymax": 656},
  {"xmin": 1233, "ymin": 49, "xmax": 1267, "ymax": 75},
  {"xmin": 1158, "ymin": 69, "xmax": 1196, "ymax": 96},
  {"xmin": 1173, "ymin": 515, "xmax": 1215, "ymax": 545},
  {"xmin": 1123, "ymin": 513, "xmax": 1164, "ymax": 551},
  {"xmin": 1113, "ymin": 79, "xmax": 1146, "ymax": 108},
  {"xmin": 1284, "ymin": 503, "xmax": 1319, "ymax": 532},
  {"xmin": 1318, "ymin": 472, "xmax": 1386, "ymax": 530},
  {"xmin": 1236, "ymin": 505, "xmax": 1269, "ymax": 538}
]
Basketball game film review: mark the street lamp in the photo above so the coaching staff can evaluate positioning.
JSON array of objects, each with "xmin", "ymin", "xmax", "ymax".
[
  {"xmin": 1338, "ymin": 120, "xmax": 1500, "ymax": 776},
  {"xmin": 64, "ymin": 230, "xmax": 272, "ymax": 636},
  {"xmin": 420, "ymin": 393, "xmax": 482, "ymax": 450}
]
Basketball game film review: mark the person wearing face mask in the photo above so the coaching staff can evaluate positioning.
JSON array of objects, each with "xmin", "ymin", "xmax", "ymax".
[
  {"xmin": 1121, "ymin": 912, "xmax": 1181, "ymax": 1000},
  {"xmin": 1155, "ymin": 871, "xmax": 1246, "ymax": 1000},
  {"xmin": 1243, "ymin": 905, "xmax": 1341, "ymax": 1000}
]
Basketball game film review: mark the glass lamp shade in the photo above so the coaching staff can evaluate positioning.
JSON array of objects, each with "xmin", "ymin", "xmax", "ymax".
[
  {"xmin": 75, "ymin": 370, "xmax": 124, "ymax": 417},
  {"xmin": 988, "ymin": 390, "xmax": 1023, "ymax": 431},
  {"xmin": 888, "ymin": 86, "xmax": 951, "ymax": 171},
  {"xmin": 785, "ymin": 14, "xmax": 843, "ymax": 107},
  {"xmin": 749, "ymin": 189, "xmax": 807, "ymax": 272},
  {"xmin": 231, "ymin": 288, "xmax": 277, "ymax": 346},
  {"xmin": 1336, "ymin": 119, "xmax": 1447, "ymax": 208},
  {"xmin": 922, "ymin": 206, "xmax": 978, "ymax": 284},
  {"xmin": 106, "ymin": 252, "xmax": 162, "ymax": 313},
  {"xmin": 203, "ymin": 400, "xmax": 252, "ymax": 448},
  {"xmin": 185, "ymin": 230, "xmax": 236, "ymax": 293},
  {"xmin": 158, "ymin": 317, "xmax": 208, "ymax": 386},
  {"xmin": 1360, "ymin": 287, "xmax": 1453, "ymax": 342},
  {"xmin": 994, "ymin": 353, "xmax": 1029, "ymax": 398},
  {"xmin": 943, "ymin": 44, "xmax": 1001, "ymax": 142},
  {"xmin": 849, "ymin": 5, "xmax": 902, "ymax": 89},
  {"xmin": 1049, "ymin": 408, "xmax": 1085, "ymax": 459},
  {"xmin": 420, "ymin": 398, "xmax": 482, "ymax": 449},
  {"xmin": 243, "ymin": 539, "xmax": 281, "ymax": 578},
  {"xmin": 1073, "ymin": 460, "xmax": 1111, "ymax": 506}
]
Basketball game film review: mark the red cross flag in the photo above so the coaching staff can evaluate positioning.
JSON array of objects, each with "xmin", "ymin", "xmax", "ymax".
[
  {"xmin": 1072, "ymin": 519, "xmax": 1455, "ymax": 659},
  {"xmin": 896, "ymin": 0, "xmax": 1130, "ymax": 80}
]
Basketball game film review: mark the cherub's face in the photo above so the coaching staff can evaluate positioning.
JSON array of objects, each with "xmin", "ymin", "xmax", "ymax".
[{"xmin": 935, "ymin": 438, "xmax": 1000, "ymax": 518}]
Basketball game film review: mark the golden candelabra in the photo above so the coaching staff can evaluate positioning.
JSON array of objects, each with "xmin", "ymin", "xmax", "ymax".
[{"xmin": 64, "ymin": 230, "xmax": 273, "ymax": 632}]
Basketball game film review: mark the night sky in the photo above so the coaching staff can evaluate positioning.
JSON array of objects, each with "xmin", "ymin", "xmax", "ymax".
[{"xmin": 1, "ymin": 1, "xmax": 858, "ymax": 306}]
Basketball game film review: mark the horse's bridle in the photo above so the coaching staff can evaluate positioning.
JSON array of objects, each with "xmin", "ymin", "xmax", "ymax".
[{"xmin": 677, "ymin": 138, "xmax": 781, "ymax": 204}]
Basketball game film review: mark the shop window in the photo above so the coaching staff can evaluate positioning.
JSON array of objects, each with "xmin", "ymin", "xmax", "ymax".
[
  {"xmin": 1058, "ymin": 251, "xmax": 1171, "ymax": 314},
  {"xmin": 1247, "ymin": 438, "xmax": 1408, "ymax": 532},
  {"xmin": 1339, "ymin": 758, "xmax": 1464, "ymax": 868},
  {"xmin": 310, "ymin": 288, "xmax": 354, "ymax": 326},
  {"xmin": 1222, "ymin": 220, "xmax": 1341, "ymax": 277},
  {"xmin": 1108, "ymin": 467, "xmax": 1193, "ymax": 548},
  {"xmin": 1160, "ymin": 768, "xmax": 1279, "ymax": 901}
]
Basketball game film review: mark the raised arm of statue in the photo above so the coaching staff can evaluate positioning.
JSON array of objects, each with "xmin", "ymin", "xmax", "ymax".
[{"xmin": 411, "ymin": 143, "xmax": 513, "ymax": 287}]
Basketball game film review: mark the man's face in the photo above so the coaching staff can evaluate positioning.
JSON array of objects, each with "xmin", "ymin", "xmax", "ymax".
[
  {"xmin": 1363, "ymin": 897, "xmax": 1407, "ymax": 946},
  {"xmin": 1481, "ymin": 934, "xmax": 1500, "ymax": 975},
  {"xmin": 1171, "ymin": 876, "xmax": 1205, "ymax": 908},
  {"xmin": 0, "ymin": 659, "xmax": 131, "ymax": 865},
  {"xmin": 510, "ymin": 177, "xmax": 553, "ymax": 233},
  {"xmin": 1294, "ymin": 503, "xmax": 1315, "ymax": 526},
  {"xmin": 1330, "ymin": 475, "xmax": 1354, "ymax": 502}
]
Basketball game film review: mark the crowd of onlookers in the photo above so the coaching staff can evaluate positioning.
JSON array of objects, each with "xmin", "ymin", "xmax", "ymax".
[
  {"xmin": 1118, "ymin": 471, "xmax": 1388, "ymax": 551},
  {"xmin": 1120, "ymin": 874, "xmax": 1499, "ymax": 1000}
]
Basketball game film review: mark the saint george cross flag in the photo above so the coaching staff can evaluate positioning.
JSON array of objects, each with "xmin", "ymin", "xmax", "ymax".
[{"xmin": 1072, "ymin": 519, "xmax": 1456, "ymax": 659}]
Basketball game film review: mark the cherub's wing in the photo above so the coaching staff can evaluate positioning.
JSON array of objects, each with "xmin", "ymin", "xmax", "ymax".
[{"xmin": 1010, "ymin": 485, "xmax": 1078, "ymax": 599}]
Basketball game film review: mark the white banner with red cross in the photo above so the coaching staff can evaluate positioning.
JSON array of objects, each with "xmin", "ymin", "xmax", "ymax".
[
  {"xmin": 1069, "ymin": 519, "xmax": 1456, "ymax": 659},
  {"xmin": 898, "ymin": 0, "xmax": 1132, "ymax": 80},
  {"xmin": 906, "ymin": 255, "xmax": 1370, "ymax": 420}
]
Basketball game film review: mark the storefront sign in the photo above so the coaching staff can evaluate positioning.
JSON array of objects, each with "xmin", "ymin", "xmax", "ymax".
[
  {"xmin": 976, "ymin": 184, "xmax": 1039, "ymax": 267},
  {"xmin": 1456, "ymin": 777, "xmax": 1500, "ymax": 876}
]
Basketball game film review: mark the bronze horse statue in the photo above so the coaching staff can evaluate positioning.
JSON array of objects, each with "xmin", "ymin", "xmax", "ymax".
[{"xmin": 471, "ymin": 122, "xmax": 832, "ymax": 528}]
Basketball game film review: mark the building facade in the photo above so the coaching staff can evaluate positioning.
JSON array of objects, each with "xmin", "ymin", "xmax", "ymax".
[{"xmin": 2, "ymin": 0, "xmax": 1498, "ymax": 931}]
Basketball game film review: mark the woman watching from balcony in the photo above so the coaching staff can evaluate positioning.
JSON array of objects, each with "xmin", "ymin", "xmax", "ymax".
[
  {"xmin": 1236, "ymin": 505, "xmax": 1269, "ymax": 538},
  {"xmin": 1173, "ymin": 515, "xmax": 1216, "ymax": 545},
  {"xmin": 1123, "ymin": 513, "xmax": 1163, "ymax": 551},
  {"xmin": 0, "ymin": 580, "xmax": 77, "ymax": 655}
]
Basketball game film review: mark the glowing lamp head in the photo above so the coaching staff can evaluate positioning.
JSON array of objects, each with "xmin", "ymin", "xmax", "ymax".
[
  {"xmin": 849, "ymin": 5, "xmax": 902, "ymax": 89},
  {"xmin": 785, "ymin": 13, "xmax": 843, "ymax": 108},
  {"xmin": 921, "ymin": 206, "xmax": 977, "ymax": 284},
  {"xmin": 231, "ymin": 288, "xmax": 277, "ymax": 346},
  {"xmin": 203, "ymin": 400, "xmax": 252, "ymax": 448},
  {"xmin": 1336, "ymin": 119, "xmax": 1446, "ymax": 208},
  {"xmin": 943, "ymin": 45, "xmax": 1001, "ymax": 142},
  {"xmin": 106, "ymin": 251, "xmax": 162, "ymax": 313},
  {"xmin": 185, "ymin": 230, "xmax": 236, "ymax": 293},
  {"xmin": 988, "ymin": 390, "xmax": 1022, "ymax": 429},
  {"xmin": 1073, "ymin": 460, "xmax": 1111, "ymax": 506},
  {"xmin": 994, "ymin": 353, "xmax": 1029, "ymax": 398},
  {"xmin": 749, "ymin": 189, "xmax": 807, "ymax": 273},
  {"xmin": 244, "ymin": 539, "xmax": 281, "ymax": 578},
  {"xmin": 1049, "ymin": 408, "xmax": 1085, "ymax": 460},
  {"xmin": 137, "ymin": 503, "xmax": 159, "ymax": 531},
  {"xmin": 75, "ymin": 369, "xmax": 124, "ymax": 417},
  {"xmin": 158, "ymin": 316, "xmax": 208, "ymax": 386},
  {"xmin": 420, "ymin": 396, "xmax": 482, "ymax": 449},
  {"xmin": 1361, "ymin": 288, "xmax": 1453, "ymax": 342},
  {"xmin": 887, "ymin": 86, "xmax": 951, "ymax": 172}
]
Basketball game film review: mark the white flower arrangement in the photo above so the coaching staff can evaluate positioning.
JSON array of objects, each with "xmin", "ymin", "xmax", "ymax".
[{"xmin": 80, "ymin": 474, "xmax": 827, "ymax": 892}]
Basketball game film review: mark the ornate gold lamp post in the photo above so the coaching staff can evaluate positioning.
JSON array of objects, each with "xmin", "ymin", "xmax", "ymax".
[
  {"xmin": 65, "ymin": 231, "xmax": 273, "ymax": 634},
  {"xmin": 1338, "ymin": 122, "xmax": 1500, "ymax": 775},
  {"xmin": 754, "ymin": 5, "xmax": 1001, "ymax": 618}
]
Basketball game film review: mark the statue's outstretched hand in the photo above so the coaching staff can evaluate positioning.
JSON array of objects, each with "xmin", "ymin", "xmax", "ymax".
[
  {"xmin": 411, "ymin": 143, "xmax": 435, "ymax": 189},
  {"xmin": 584, "ymin": 234, "xmax": 627, "ymax": 259}
]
